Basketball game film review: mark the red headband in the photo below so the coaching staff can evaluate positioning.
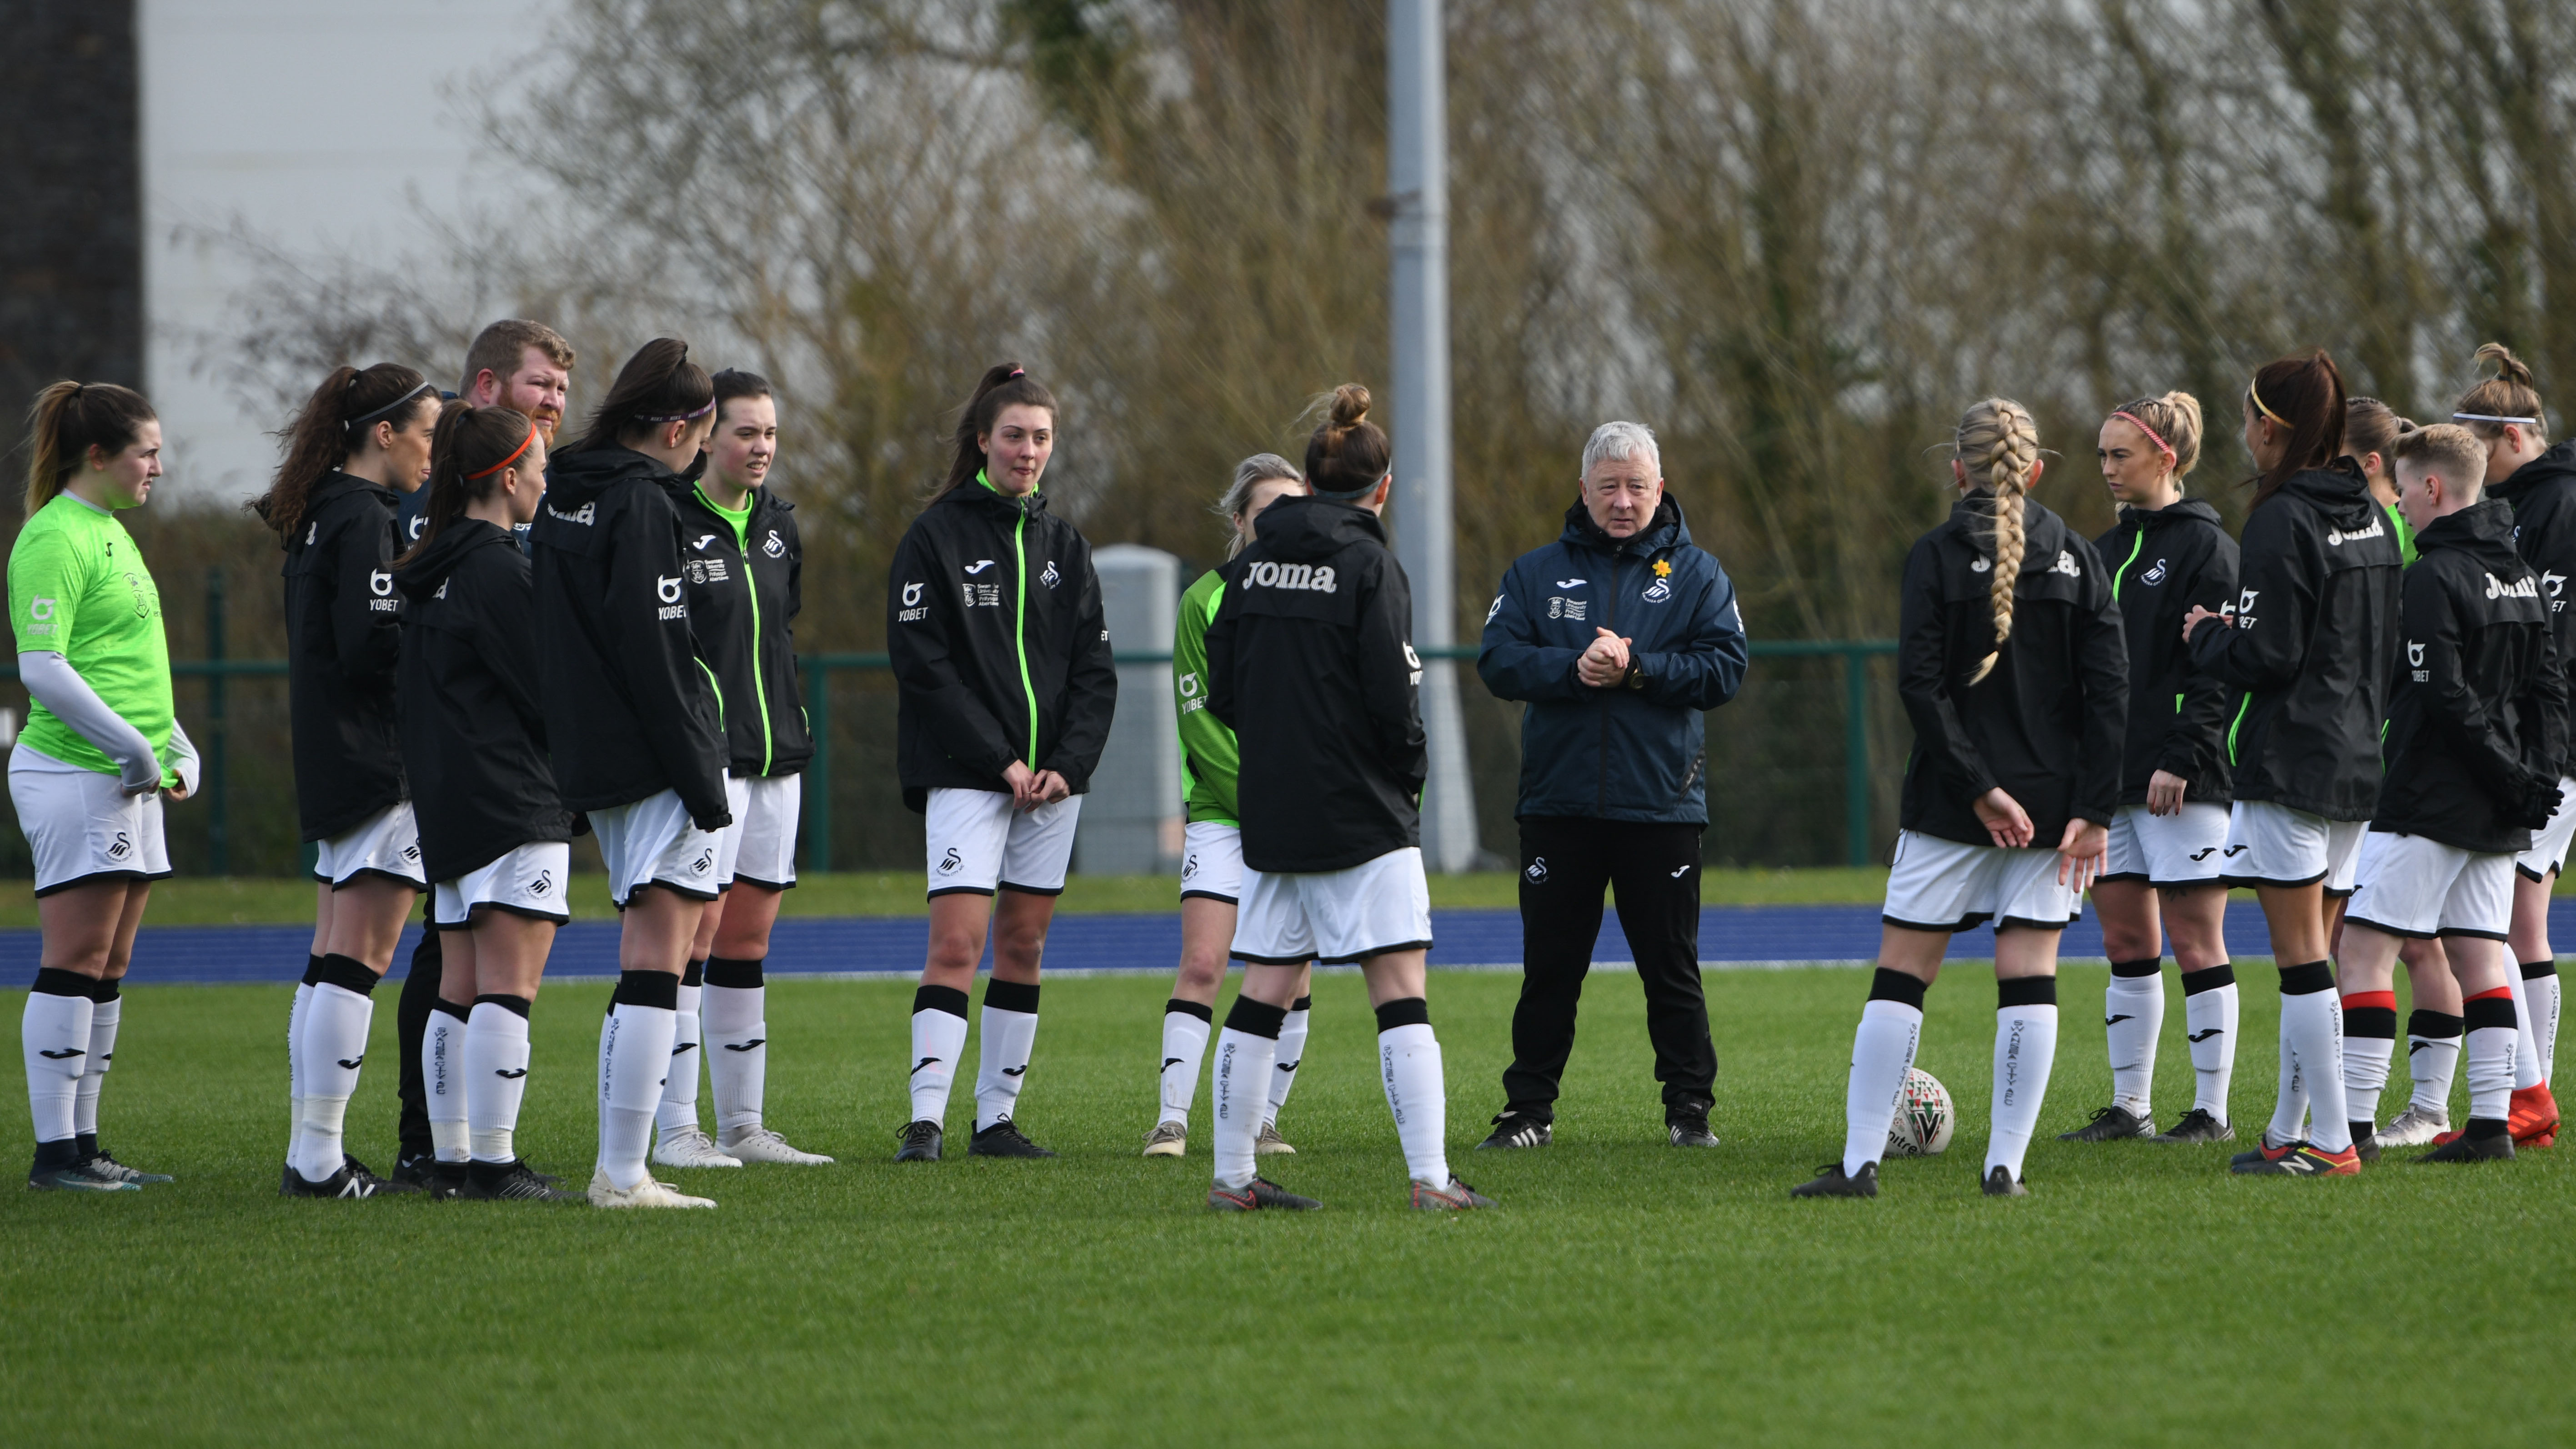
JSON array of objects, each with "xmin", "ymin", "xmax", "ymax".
[
  {"xmin": 466, "ymin": 426, "xmax": 538, "ymax": 480},
  {"xmin": 2112, "ymin": 410, "xmax": 2176, "ymax": 462}
]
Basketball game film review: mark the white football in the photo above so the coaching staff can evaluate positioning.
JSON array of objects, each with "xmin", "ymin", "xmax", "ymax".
[{"xmin": 1885, "ymin": 1068, "xmax": 1955, "ymax": 1157}]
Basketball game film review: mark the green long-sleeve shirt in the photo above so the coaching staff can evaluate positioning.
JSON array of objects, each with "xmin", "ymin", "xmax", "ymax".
[{"xmin": 1174, "ymin": 568, "xmax": 1239, "ymax": 824}]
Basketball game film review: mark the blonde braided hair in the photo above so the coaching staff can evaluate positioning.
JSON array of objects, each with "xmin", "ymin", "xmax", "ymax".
[{"xmin": 1956, "ymin": 397, "xmax": 2042, "ymax": 686}]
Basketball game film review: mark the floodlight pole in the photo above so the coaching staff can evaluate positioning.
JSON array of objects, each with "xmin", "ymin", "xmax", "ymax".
[{"xmin": 1389, "ymin": 0, "xmax": 1478, "ymax": 873}]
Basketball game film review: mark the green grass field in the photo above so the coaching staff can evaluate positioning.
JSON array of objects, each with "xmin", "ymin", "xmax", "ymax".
[{"xmin": 5, "ymin": 965, "xmax": 2571, "ymax": 1446}]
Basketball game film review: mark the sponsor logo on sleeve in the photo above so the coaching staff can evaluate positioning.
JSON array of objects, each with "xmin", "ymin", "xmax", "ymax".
[
  {"xmin": 2548, "ymin": 571, "xmax": 2568, "ymax": 614},
  {"xmin": 1485, "ymin": 595, "xmax": 1504, "ymax": 624},
  {"xmin": 368, "ymin": 569, "xmax": 397, "ymax": 613},
  {"xmin": 23, "ymin": 596, "xmax": 54, "ymax": 635},
  {"xmin": 656, "ymin": 575, "xmax": 687, "ymax": 619},
  {"xmin": 898, "ymin": 581, "xmax": 927, "ymax": 622},
  {"xmin": 2407, "ymin": 638, "xmax": 2428, "ymax": 682},
  {"xmin": 2233, "ymin": 588, "xmax": 2259, "ymax": 630},
  {"xmin": 1403, "ymin": 641, "xmax": 1423, "ymax": 686}
]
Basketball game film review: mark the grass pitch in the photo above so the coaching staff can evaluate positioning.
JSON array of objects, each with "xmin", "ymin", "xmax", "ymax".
[{"xmin": 5, "ymin": 965, "xmax": 2572, "ymax": 1447}]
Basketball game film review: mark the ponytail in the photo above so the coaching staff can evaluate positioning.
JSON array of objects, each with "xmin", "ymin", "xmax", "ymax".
[
  {"xmin": 934, "ymin": 363, "xmax": 1058, "ymax": 499},
  {"xmin": 400, "ymin": 402, "xmax": 538, "ymax": 563},
  {"xmin": 2453, "ymin": 342, "xmax": 2548, "ymax": 444},
  {"xmin": 1303, "ymin": 383, "xmax": 1391, "ymax": 497},
  {"xmin": 2245, "ymin": 351, "xmax": 2346, "ymax": 509},
  {"xmin": 23, "ymin": 381, "xmax": 155, "ymax": 516},
  {"xmin": 1955, "ymin": 397, "xmax": 2041, "ymax": 687},
  {"xmin": 569, "ymin": 338, "xmax": 712, "ymax": 456},
  {"xmin": 251, "ymin": 362, "xmax": 434, "ymax": 541},
  {"xmin": 2108, "ymin": 390, "xmax": 2204, "ymax": 481}
]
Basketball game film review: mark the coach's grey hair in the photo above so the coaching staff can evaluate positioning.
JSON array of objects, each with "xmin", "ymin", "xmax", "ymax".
[
  {"xmin": 1215, "ymin": 452, "xmax": 1305, "ymax": 558},
  {"xmin": 1582, "ymin": 420, "xmax": 1661, "ymax": 478}
]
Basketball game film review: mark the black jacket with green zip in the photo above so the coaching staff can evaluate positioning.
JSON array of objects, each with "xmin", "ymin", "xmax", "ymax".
[
  {"xmin": 2092, "ymin": 496, "xmax": 2238, "ymax": 807},
  {"xmin": 2185, "ymin": 460, "xmax": 2403, "ymax": 822},
  {"xmin": 529, "ymin": 444, "xmax": 732, "ymax": 831},
  {"xmin": 887, "ymin": 476, "xmax": 1118, "ymax": 812},
  {"xmin": 659, "ymin": 477, "xmax": 812, "ymax": 778}
]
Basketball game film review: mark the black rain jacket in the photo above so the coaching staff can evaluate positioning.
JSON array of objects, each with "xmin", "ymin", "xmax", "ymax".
[
  {"xmin": 392, "ymin": 519, "xmax": 575, "ymax": 882},
  {"xmin": 530, "ymin": 446, "xmax": 731, "ymax": 829},
  {"xmin": 663, "ymin": 480, "xmax": 813, "ymax": 778},
  {"xmin": 2186, "ymin": 461, "xmax": 2404, "ymax": 821},
  {"xmin": 283, "ymin": 471, "xmax": 409, "ymax": 842},
  {"xmin": 2491, "ymin": 438, "xmax": 2576, "ymax": 779},
  {"xmin": 2371, "ymin": 498, "xmax": 2567, "ymax": 854},
  {"xmin": 1206, "ymin": 495, "xmax": 1428, "ymax": 873},
  {"xmin": 2093, "ymin": 497, "xmax": 2239, "ymax": 805},
  {"xmin": 1897, "ymin": 494, "xmax": 2127, "ymax": 849},
  {"xmin": 887, "ymin": 479, "xmax": 1116, "ymax": 810}
]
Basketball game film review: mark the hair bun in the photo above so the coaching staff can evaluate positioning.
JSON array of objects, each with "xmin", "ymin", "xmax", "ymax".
[{"xmin": 1330, "ymin": 383, "xmax": 1371, "ymax": 429}]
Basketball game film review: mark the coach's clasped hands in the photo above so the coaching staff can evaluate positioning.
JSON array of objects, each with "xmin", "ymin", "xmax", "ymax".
[
  {"xmin": 1002, "ymin": 758, "xmax": 1071, "ymax": 812},
  {"xmin": 1577, "ymin": 627, "xmax": 1634, "ymax": 688}
]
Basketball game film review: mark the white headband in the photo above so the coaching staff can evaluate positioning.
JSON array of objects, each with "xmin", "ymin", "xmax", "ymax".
[{"xmin": 2454, "ymin": 412, "xmax": 2539, "ymax": 425}]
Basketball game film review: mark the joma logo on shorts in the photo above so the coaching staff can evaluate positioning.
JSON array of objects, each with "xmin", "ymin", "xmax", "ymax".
[{"xmin": 1245, "ymin": 561, "xmax": 1336, "ymax": 593}]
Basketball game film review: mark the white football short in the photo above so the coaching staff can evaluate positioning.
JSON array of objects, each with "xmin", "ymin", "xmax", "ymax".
[
  {"xmin": 433, "ymin": 841, "xmax": 574, "ymax": 928},
  {"xmin": 589, "ymin": 787, "xmax": 724, "ymax": 907},
  {"xmin": 2221, "ymin": 800, "xmax": 2367, "ymax": 895},
  {"xmin": 2345, "ymin": 832, "xmax": 2514, "ymax": 941},
  {"xmin": 312, "ymin": 800, "xmax": 427, "ymax": 890},
  {"xmin": 2101, "ymin": 802, "xmax": 2231, "ymax": 889},
  {"xmin": 2516, "ymin": 776, "xmax": 2576, "ymax": 882},
  {"xmin": 1231, "ymin": 845, "xmax": 1432, "ymax": 965},
  {"xmin": 1881, "ymin": 830, "xmax": 2081, "ymax": 933},
  {"xmin": 708, "ymin": 775, "xmax": 752, "ymax": 887},
  {"xmin": 1179, "ymin": 820, "xmax": 1244, "ymax": 904},
  {"xmin": 923, "ymin": 785, "xmax": 1081, "ymax": 897},
  {"xmin": 8, "ymin": 746, "xmax": 171, "ymax": 897},
  {"xmin": 724, "ymin": 773, "xmax": 801, "ymax": 891}
]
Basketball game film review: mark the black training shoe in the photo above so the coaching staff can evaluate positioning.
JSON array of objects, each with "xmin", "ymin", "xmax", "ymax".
[
  {"xmin": 968, "ymin": 1121, "xmax": 1057, "ymax": 1159},
  {"xmin": 1667, "ymin": 1114, "xmax": 1721, "ymax": 1148},
  {"xmin": 391, "ymin": 1151, "xmax": 441, "ymax": 1189},
  {"xmin": 2153, "ymin": 1108, "xmax": 2235, "ymax": 1143},
  {"xmin": 459, "ymin": 1158, "xmax": 585, "ymax": 1201},
  {"xmin": 1983, "ymin": 1165, "xmax": 2029, "ymax": 1197},
  {"xmin": 2418, "ymin": 1130, "xmax": 2515, "ymax": 1163},
  {"xmin": 894, "ymin": 1120, "xmax": 943, "ymax": 1162},
  {"xmin": 282, "ymin": 1161, "xmax": 421, "ymax": 1198},
  {"xmin": 2351, "ymin": 1126, "xmax": 2381, "ymax": 1164},
  {"xmin": 80, "ymin": 1146, "xmax": 172, "ymax": 1184},
  {"xmin": 1476, "ymin": 1113, "xmax": 1551, "ymax": 1150},
  {"xmin": 1208, "ymin": 1177, "xmax": 1323, "ymax": 1211},
  {"xmin": 2058, "ymin": 1105, "xmax": 2155, "ymax": 1142},
  {"xmin": 1790, "ymin": 1162, "xmax": 1878, "ymax": 1198}
]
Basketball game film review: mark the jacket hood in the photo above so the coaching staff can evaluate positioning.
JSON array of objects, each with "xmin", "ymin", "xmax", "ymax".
[
  {"xmin": 1947, "ymin": 492, "xmax": 2071, "ymax": 566},
  {"xmin": 2494, "ymin": 438, "xmax": 2576, "ymax": 505},
  {"xmin": 2129, "ymin": 496, "xmax": 2225, "ymax": 532},
  {"xmin": 2269, "ymin": 459, "xmax": 2380, "ymax": 531},
  {"xmin": 546, "ymin": 444, "xmax": 672, "ymax": 505},
  {"xmin": 2416, "ymin": 496, "xmax": 2526, "ymax": 572},
  {"xmin": 1559, "ymin": 494, "xmax": 1691, "ymax": 553},
  {"xmin": 392, "ymin": 518, "xmax": 511, "ymax": 602},
  {"xmin": 1255, "ymin": 494, "xmax": 1387, "ymax": 562}
]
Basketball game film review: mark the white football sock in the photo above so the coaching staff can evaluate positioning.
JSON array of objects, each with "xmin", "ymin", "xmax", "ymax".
[
  {"xmin": 2265, "ymin": 1018, "xmax": 2309, "ymax": 1148},
  {"xmin": 426, "ymin": 1002, "xmax": 469, "ymax": 1163},
  {"xmin": 465, "ymin": 998, "xmax": 532, "ymax": 1164},
  {"xmin": 1211, "ymin": 1017, "xmax": 1280, "ymax": 1192},
  {"xmin": 1157, "ymin": 1002, "xmax": 1213, "ymax": 1128},
  {"xmin": 974, "ymin": 982, "xmax": 1041, "ymax": 1132},
  {"xmin": 702, "ymin": 978, "xmax": 767, "ymax": 1138},
  {"xmin": 1987, "ymin": 988, "xmax": 2059, "ymax": 1182},
  {"xmin": 21, "ymin": 979, "xmax": 92, "ymax": 1147},
  {"xmin": 1841, "ymin": 992, "xmax": 1922, "ymax": 1177},
  {"xmin": 2279, "ymin": 972, "xmax": 2350, "ymax": 1153},
  {"xmin": 598, "ymin": 991, "xmax": 678, "ymax": 1191},
  {"xmin": 2180, "ymin": 968, "xmax": 2237, "ymax": 1121},
  {"xmin": 2504, "ymin": 965, "xmax": 2544, "ymax": 1091},
  {"xmin": 2524, "ymin": 963, "xmax": 2560, "ymax": 1087},
  {"xmin": 1377, "ymin": 1014, "xmax": 1448, "ymax": 1187},
  {"xmin": 74, "ymin": 992, "xmax": 118, "ymax": 1139},
  {"xmin": 286, "ymin": 978, "xmax": 312, "ymax": 1163},
  {"xmin": 2339, "ymin": 992, "xmax": 2397, "ymax": 1136},
  {"xmin": 2104, "ymin": 963, "xmax": 2162, "ymax": 1118},
  {"xmin": 655, "ymin": 979, "xmax": 705, "ymax": 1138},
  {"xmin": 2406, "ymin": 1011, "xmax": 2462, "ymax": 1118},
  {"xmin": 2467, "ymin": 1000, "xmax": 2518, "ymax": 1126},
  {"xmin": 1267, "ymin": 996, "xmax": 1311, "ymax": 1128},
  {"xmin": 907, "ymin": 992, "xmax": 970, "ymax": 1127},
  {"xmin": 294, "ymin": 974, "xmax": 377, "ymax": 1183}
]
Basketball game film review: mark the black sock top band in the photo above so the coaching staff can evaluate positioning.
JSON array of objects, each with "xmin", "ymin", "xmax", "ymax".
[
  {"xmin": 984, "ymin": 978, "xmax": 1041, "ymax": 1015},
  {"xmin": 1164, "ymin": 998, "xmax": 1214, "ymax": 1024},
  {"xmin": 473, "ymin": 993, "xmax": 533, "ymax": 1019},
  {"xmin": 612, "ymin": 969, "xmax": 681, "ymax": 1012},
  {"xmin": 2179, "ymin": 963, "xmax": 2236, "ymax": 994},
  {"xmin": 913, "ymin": 983, "xmax": 970, "ymax": 1020},
  {"xmin": 30, "ymin": 967, "xmax": 91, "ymax": 998},
  {"xmin": 2278, "ymin": 961, "xmax": 2335, "ymax": 996},
  {"xmin": 2466, "ymin": 996, "xmax": 2520, "ymax": 1032},
  {"xmin": 303, "ymin": 954, "xmax": 325, "ymax": 987},
  {"xmin": 682, "ymin": 958, "xmax": 706, "ymax": 988},
  {"xmin": 705, "ymin": 956, "xmax": 765, "ymax": 989},
  {"xmin": 1374, "ymin": 996, "xmax": 1431, "ymax": 1032},
  {"xmin": 1224, "ymin": 996, "xmax": 1288, "ymax": 1039},
  {"xmin": 2344, "ymin": 1006, "xmax": 2398, "ymax": 1038},
  {"xmin": 1998, "ymin": 975, "xmax": 2057, "ymax": 1009},
  {"xmin": 89, "ymin": 976, "xmax": 121, "ymax": 1003},
  {"xmin": 1290, "ymin": 995, "xmax": 1313, "ymax": 1012},
  {"xmin": 431, "ymin": 997, "xmax": 471, "ymax": 1022},
  {"xmin": 1867, "ymin": 967, "xmax": 1928, "ymax": 1011},
  {"xmin": 2523, "ymin": 960, "xmax": 2560, "ymax": 980},
  {"xmin": 315, "ymin": 953, "xmax": 381, "ymax": 996},
  {"xmin": 2407, "ymin": 1009, "xmax": 2465, "ymax": 1038},
  {"xmin": 2110, "ymin": 958, "xmax": 2163, "ymax": 978}
]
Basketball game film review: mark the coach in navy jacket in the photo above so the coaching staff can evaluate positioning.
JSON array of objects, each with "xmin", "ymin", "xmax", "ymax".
[{"xmin": 1473, "ymin": 421, "xmax": 1749, "ymax": 1149}]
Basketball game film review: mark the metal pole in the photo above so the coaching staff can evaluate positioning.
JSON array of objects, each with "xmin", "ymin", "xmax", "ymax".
[
  {"xmin": 803, "ymin": 659, "xmax": 831, "ymax": 875},
  {"xmin": 1388, "ymin": 0, "xmax": 1477, "ymax": 872},
  {"xmin": 205, "ymin": 567, "xmax": 228, "ymax": 876},
  {"xmin": 1844, "ymin": 647, "xmax": 1871, "ymax": 867}
]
